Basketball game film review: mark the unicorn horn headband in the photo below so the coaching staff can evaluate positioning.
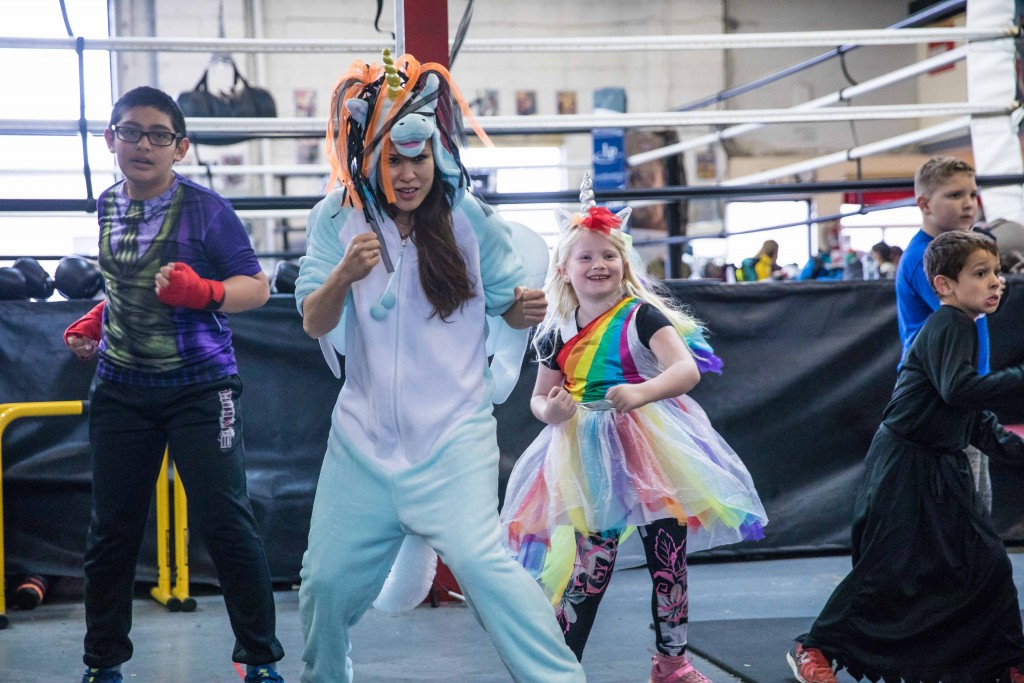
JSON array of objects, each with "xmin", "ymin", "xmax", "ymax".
[{"xmin": 555, "ymin": 172, "xmax": 633, "ymax": 240}]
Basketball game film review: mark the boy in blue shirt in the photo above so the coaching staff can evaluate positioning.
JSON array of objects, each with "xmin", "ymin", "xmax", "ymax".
[
  {"xmin": 896, "ymin": 156, "xmax": 986, "ymax": 365},
  {"xmin": 895, "ymin": 155, "xmax": 992, "ymax": 511}
]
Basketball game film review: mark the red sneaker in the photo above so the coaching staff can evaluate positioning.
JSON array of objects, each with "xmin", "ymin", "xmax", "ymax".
[
  {"xmin": 649, "ymin": 654, "xmax": 712, "ymax": 683},
  {"xmin": 1008, "ymin": 665, "xmax": 1024, "ymax": 683},
  {"xmin": 786, "ymin": 642, "xmax": 836, "ymax": 683}
]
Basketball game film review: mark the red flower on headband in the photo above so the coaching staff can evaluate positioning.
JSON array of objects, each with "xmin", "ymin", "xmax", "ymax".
[{"xmin": 580, "ymin": 207, "xmax": 621, "ymax": 234}]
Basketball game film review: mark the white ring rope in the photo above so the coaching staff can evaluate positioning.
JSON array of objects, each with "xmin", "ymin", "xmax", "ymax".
[
  {"xmin": 0, "ymin": 160, "xmax": 591, "ymax": 178},
  {"xmin": 0, "ymin": 26, "xmax": 1015, "ymax": 53},
  {"xmin": 456, "ymin": 27, "xmax": 1017, "ymax": 52},
  {"xmin": 628, "ymin": 44, "xmax": 970, "ymax": 167},
  {"xmin": 2, "ymin": 103, "xmax": 1012, "ymax": 139},
  {"xmin": 722, "ymin": 117, "xmax": 971, "ymax": 187}
]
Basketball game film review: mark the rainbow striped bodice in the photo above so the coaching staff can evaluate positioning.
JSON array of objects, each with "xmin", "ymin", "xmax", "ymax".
[{"xmin": 557, "ymin": 297, "xmax": 645, "ymax": 403}]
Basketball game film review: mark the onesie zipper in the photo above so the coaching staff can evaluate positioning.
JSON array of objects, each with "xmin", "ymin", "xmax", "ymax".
[{"xmin": 389, "ymin": 234, "xmax": 409, "ymax": 456}]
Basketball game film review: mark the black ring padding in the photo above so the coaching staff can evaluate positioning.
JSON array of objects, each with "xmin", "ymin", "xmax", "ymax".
[{"xmin": 227, "ymin": 195, "xmax": 325, "ymax": 210}]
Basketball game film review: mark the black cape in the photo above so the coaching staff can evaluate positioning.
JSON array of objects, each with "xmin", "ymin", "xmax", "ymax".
[{"xmin": 800, "ymin": 305, "xmax": 1024, "ymax": 682}]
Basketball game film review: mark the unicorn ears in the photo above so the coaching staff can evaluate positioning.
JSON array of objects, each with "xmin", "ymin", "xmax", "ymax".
[
  {"xmin": 555, "ymin": 208, "xmax": 576, "ymax": 233},
  {"xmin": 346, "ymin": 98, "xmax": 369, "ymax": 126},
  {"xmin": 418, "ymin": 73, "xmax": 440, "ymax": 104},
  {"xmin": 615, "ymin": 207, "xmax": 632, "ymax": 229}
]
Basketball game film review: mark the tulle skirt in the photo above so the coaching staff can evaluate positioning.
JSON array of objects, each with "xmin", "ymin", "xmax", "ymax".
[{"xmin": 501, "ymin": 395, "xmax": 767, "ymax": 578}]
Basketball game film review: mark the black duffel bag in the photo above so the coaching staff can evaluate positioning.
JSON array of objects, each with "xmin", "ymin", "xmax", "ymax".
[{"xmin": 177, "ymin": 59, "xmax": 277, "ymax": 145}]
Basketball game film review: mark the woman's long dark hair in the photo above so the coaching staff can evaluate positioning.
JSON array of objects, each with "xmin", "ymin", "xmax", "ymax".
[{"xmin": 384, "ymin": 173, "xmax": 475, "ymax": 321}]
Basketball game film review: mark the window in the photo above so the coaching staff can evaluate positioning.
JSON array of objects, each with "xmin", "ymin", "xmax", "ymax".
[
  {"xmin": 0, "ymin": 3, "xmax": 112, "ymax": 287},
  {"xmin": 839, "ymin": 204, "xmax": 921, "ymax": 253},
  {"xmin": 460, "ymin": 146, "xmax": 564, "ymax": 244},
  {"xmin": 692, "ymin": 200, "xmax": 813, "ymax": 269}
]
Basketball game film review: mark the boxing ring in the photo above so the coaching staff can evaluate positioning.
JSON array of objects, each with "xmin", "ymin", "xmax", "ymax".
[
  {"xmin": 2, "ymin": 0, "xmax": 1024, "ymax": 612},
  {"xmin": 4, "ymin": 1, "xmax": 1024, "ymax": 679}
]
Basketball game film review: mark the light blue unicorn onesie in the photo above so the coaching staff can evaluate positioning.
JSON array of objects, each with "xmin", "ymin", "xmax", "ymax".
[{"xmin": 293, "ymin": 63, "xmax": 585, "ymax": 683}]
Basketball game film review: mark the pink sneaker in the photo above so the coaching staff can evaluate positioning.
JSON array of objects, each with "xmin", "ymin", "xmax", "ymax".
[{"xmin": 649, "ymin": 654, "xmax": 713, "ymax": 683}]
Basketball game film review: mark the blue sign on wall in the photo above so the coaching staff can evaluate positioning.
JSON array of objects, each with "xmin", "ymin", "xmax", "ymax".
[{"xmin": 592, "ymin": 127, "xmax": 626, "ymax": 210}]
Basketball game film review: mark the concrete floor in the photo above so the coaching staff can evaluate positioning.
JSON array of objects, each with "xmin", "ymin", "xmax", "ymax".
[{"xmin": 3, "ymin": 551, "xmax": 1024, "ymax": 682}]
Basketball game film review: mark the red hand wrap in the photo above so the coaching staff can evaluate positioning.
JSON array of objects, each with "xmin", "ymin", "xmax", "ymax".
[
  {"xmin": 63, "ymin": 300, "xmax": 106, "ymax": 346},
  {"xmin": 157, "ymin": 262, "xmax": 225, "ymax": 310}
]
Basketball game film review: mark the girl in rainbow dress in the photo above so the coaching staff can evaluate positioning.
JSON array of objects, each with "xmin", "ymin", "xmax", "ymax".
[{"xmin": 501, "ymin": 176, "xmax": 768, "ymax": 683}]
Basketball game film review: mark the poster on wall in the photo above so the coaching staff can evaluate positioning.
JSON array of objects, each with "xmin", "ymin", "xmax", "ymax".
[
  {"xmin": 593, "ymin": 86, "xmax": 627, "ymax": 115},
  {"xmin": 516, "ymin": 90, "xmax": 537, "ymax": 115},
  {"xmin": 219, "ymin": 154, "xmax": 245, "ymax": 191},
  {"xmin": 294, "ymin": 89, "xmax": 319, "ymax": 164},
  {"xmin": 474, "ymin": 89, "xmax": 499, "ymax": 116},
  {"xmin": 557, "ymin": 91, "xmax": 577, "ymax": 115}
]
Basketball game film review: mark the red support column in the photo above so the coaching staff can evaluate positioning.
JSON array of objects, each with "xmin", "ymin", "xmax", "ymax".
[
  {"xmin": 400, "ymin": 0, "xmax": 449, "ymax": 67},
  {"xmin": 397, "ymin": 2, "xmax": 458, "ymax": 608}
]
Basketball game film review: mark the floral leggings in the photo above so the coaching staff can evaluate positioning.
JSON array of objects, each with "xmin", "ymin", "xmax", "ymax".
[{"xmin": 556, "ymin": 518, "xmax": 688, "ymax": 661}]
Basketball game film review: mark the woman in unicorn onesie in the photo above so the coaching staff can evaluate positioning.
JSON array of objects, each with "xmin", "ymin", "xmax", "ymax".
[{"xmin": 293, "ymin": 51, "xmax": 585, "ymax": 683}]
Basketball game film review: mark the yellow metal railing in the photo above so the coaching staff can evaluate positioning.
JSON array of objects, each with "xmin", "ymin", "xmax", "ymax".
[
  {"xmin": 0, "ymin": 401, "xmax": 192, "ymax": 628},
  {"xmin": 149, "ymin": 448, "xmax": 195, "ymax": 611}
]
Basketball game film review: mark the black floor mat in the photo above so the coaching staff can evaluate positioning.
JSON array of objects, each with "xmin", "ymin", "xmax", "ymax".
[{"xmin": 687, "ymin": 617, "xmax": 859, "ymax": 683}]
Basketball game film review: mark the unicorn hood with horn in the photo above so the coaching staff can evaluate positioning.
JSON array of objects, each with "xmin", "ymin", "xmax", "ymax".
[{"xmin": 324, "ymin": 49, "xmax": 481, "ymax": 273}]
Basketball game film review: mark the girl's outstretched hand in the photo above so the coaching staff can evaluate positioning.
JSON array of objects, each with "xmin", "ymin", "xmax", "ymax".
[
  {"xmin": 605, "ymin": 383, "xmax": 649, "ymax": 414},
  {"xmin": 543, "ymin": 386, "xmax": 577, "ymax": 424}
]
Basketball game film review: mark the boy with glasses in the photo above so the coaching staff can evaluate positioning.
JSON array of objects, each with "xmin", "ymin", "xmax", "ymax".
[{"xmin": 64, "ymin": 86, "xmax": 285, "ymax": 683}]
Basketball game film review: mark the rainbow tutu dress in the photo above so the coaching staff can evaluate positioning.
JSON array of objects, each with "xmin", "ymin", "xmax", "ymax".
[{"xmin": 501, "ymin": 297, "xmax": 767, "ymax": 587}]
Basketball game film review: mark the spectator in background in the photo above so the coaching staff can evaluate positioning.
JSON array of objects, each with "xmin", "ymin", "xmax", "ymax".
[
  {"xmin": 871, "ymin": 241, "xmax": 897, "ymax": 279},
  {"xmin": 797, "ymin": 251, "xmax": 841, "ymax": 281},
  {"xmin": 737, "ymin": 239, "xmax": 780, "ymax": 281}
]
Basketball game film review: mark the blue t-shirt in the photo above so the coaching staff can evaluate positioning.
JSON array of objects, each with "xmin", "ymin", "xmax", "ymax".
[{"xmin": 895, "ymin": 229, "xmax": 990, "ymax": 375}]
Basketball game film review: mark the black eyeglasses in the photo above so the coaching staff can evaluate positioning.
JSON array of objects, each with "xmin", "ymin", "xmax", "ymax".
[{"xmin": 112, "ymin": 126, "xmax": 182, "ymax": 147}]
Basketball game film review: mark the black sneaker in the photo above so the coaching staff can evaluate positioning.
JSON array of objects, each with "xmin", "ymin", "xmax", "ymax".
[
  {"xmin": 244, "ymin": 667, "xmax": 284, "ymax": 683},
  {"xmin": 81, "ymin": 668, "xmax": 123, "ymax": 683}
]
